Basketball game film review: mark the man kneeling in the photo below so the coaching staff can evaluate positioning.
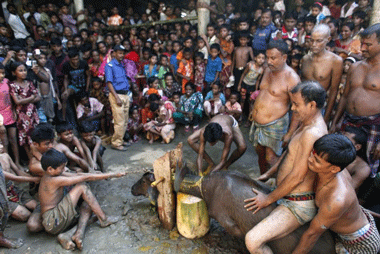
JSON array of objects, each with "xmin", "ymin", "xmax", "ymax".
[
  {"xmin": 39, "ymin": 149, "xmax": 125, "ymax": 250},
  {"xmin": 292, "ymin": 134, "xmax": 380, "ymax": 254}
]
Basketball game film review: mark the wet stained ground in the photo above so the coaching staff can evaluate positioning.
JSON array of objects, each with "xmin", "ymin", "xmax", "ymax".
[{"xmin": 3, "ymin": 123, "xmax": 259, "ymax": 253}]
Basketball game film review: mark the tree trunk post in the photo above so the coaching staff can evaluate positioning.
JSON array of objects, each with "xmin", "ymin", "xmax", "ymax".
[
  {"xmin": 197, "ymin": 0, "xmax": 211, "ymax": 35},
  {"xmin": 370, "ymin": 0, "xmax": 380, "ymax": 25},
  {"xmin": 73, "ymin": 0, "xmax": 87, "ymax": 29}
]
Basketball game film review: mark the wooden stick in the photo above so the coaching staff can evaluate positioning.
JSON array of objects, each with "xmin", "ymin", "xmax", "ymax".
[{"xmin": 151, "ymin": 176, "xmax": 165, "ymax": 187}]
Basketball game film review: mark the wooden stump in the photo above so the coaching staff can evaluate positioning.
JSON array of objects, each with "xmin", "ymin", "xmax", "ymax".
[
  {"xmin": 153, "ymin": 143, "xmax": 183, "ymax": 230},
  {"xmin": 176, "ymin": 192, "xmax": 210, "ymax": 239}
]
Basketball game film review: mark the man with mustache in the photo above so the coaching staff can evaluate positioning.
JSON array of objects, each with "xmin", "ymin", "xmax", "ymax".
[
  {"xmin": 301, "ymin": 24, "xmax": 343, "ymax": 124},
  {"xmin": 331, "ymin": 23, "xmax": 380, "ymax": 190},
  {"xmin": 249, "ymin": 40, "xmax": 300, "ymax": 174}
]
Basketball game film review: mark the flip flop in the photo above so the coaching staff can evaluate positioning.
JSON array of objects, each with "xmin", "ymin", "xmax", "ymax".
[{"xmin": 111, "ymin": 145, "xmax": 128, "ymax": 151}]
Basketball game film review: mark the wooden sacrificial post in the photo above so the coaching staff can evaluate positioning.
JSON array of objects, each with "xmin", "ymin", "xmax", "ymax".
[{"xmin": 153, "ymin": 143, "xmax": 183, "ymax": 230}]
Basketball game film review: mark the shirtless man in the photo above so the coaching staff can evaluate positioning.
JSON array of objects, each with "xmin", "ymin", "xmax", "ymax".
[
  {"xmin": 343, "ymin": 126, "xmax": 371, "ymax": 192},
  {"xmin": 231, "ymin": 32, "xmax": 254, "ymax": 91},
  {"xmin": 301, "ymin": 24, "xmax": 343, "ymax": 123},
  {"xmin": 331, "ymin": 24, "xmax": 380, "ymax": 179},
  {"xmin": 187, "ymin": 114, "xmax": 247, "ymax": 175},
  {"xmin": 244, "ymin": 81, "xmax": 328, "ymax": 254},
  {"xmin": 249, "ymin": 40, "xmax": 300, "ymax": 174},
  {"xmin": 292, "ymin": 134, "xmax": 380, "ymax": 254}
]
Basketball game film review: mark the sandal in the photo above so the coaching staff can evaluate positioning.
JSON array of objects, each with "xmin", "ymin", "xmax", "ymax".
[
  {"xmin": 184, "ymin": 126, "xmax": 190, "ymax": 132},
  {"xmin": 111, "ymin": 145, "xmax": 128, "ymax": 151}
]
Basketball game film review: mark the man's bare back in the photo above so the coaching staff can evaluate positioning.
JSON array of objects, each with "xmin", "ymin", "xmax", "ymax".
[
  {"xmin": 346, "ymin": 157, "xmax": 371, "ymax": 191},
  {"xmin": 252, "ymin": 65, "xmax": 300, "ymax": 125}
]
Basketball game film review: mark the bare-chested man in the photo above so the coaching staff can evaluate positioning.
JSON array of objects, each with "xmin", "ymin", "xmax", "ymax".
[
  {"xmin": 331, "ymin": 24, "xmax": 380, "ymax": 179},
  {"xmin": 187, "ymin": 114, "xmax": 247, "ymax": 175},
  {"xmin": 301, "ymin": 24, "xmax": 343, "ymax": 123},
  {"xmin": 292, "ymin": 134, "xmax": 380, "ymax": 254},
  {"xmin": 249, "ymin": 40, "xmax": 300, "ymax": 174},
  {"xmin": 244, "ymin": 81, "xmax": 328, "ymax": 254}
]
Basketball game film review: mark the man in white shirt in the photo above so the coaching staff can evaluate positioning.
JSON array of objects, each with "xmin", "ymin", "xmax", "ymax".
[{"xmin": 6, "ymin": 3, "xmax": 30, "ymax": 39}]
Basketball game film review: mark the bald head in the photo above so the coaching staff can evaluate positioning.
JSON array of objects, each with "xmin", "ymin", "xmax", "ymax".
[{"xmin": 312, "ymin": 24, "xmax": 331, "ymax": 38}]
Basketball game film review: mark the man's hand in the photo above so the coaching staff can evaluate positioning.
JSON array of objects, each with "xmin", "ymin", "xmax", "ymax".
[
  {"xmin": 256, "ymin": 173, "xmax": 270, "ymax": 182},
  {"xmin": 32, "ymin": 64, "xmax": 39, "ymax": 74},
  {"xmin": 61, "ymin": 90, "xmax": 70, "ymax": 100},
  {"xmin": 110, "ymin": 172, "xmax": 127, "ymax": 178},
  {"xmin": 116, "ymin": 96, "xmax": 122, "ymax": 107},
  {"xmin": 244, "ymin": 187, "xmax": 271, "ymax": 214},
  {"xmin": 372, "ymin": 142, "xmax": 380, "ymax": 160},
  {"xmin": 5, "ymin": 50, "xmax": 15, "ymax": 60},
  {"xmin": 282, "ymin": 132, "xmax": 292, "ymax": 148}
]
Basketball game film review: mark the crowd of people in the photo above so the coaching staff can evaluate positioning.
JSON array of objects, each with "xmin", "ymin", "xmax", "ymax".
[{"xmin": 0, "ymin": 0, "xmax": 379, "ymax": 252}]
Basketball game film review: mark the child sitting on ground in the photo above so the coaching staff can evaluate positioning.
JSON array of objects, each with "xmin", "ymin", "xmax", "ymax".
[
  {"xmin": 126, "ymin": 106, "xmax": 143, "ymax": 144},
  {"xmin": 203, "ymin": 81, "xmax": 226, "ymax": 119},
  {"xmin": 225, "ymin": 91, "xmax": 242, "ymax": 121},
  {"xmin": 0, "ymin": 144, "xmax": 39, "ymax": 223},
  {"xmin": 56, "ymin": 123, "xmax": 89, "ymax": 171},
  {"xmin": 39, "ymin": 149, "xmax": 124, "ymax": 250},
  {"xmin": 79, "ymin": 121, "xmax": 106, "ymax": 172},
  {"xmin": 76, "ymin": 91, "xmax": 105, "ymax": 136},
  {"xmin": 143, "ymin": 77, "xmax": 164, "ymax": 98}
]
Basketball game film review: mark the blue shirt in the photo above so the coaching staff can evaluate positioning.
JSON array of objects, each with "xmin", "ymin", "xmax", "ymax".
[
  {"xmin": 105, "ymin": 58, "xmax": 129, "ymax": 91},
  {"xmin": 205, "ymin": 91, "xmax": 226, "ymax": 105},
  {"xmin": 205, "ymin": 56, "xmax": 222, "ymax": 83},
  {"xmin": 252, "ymin": 23, "xmax": 277, "ymax": 51},
  {"xmin": 170, "ymin": 54, "xmax": 178, "ymax": 72}
]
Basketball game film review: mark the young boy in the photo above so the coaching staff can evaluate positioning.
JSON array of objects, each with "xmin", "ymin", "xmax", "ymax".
[
  {"xmin": 75, "ymin": 91, "xmax": 105, "ymax": 135},
  {"xmin": 311, "ymin": 2, "xmax": 326, "ymax": 24},
  {"xmin": 170, "ymin": 41, "xmax": 181, "ymax": 77},
  {"xmin": 273, "ymin": 12, "xmax": 298, "ymax": 43},
  {"xmin": 176, "ymin": 47, "xmax": 194, "ymax": 93},
  {"xmin": 298, "ymin": 16, "xmax": 316, "ymax": 47},
  {"xmin": 39, "ymin": 149, "xmax": 125, "ymax": 250},
  {"xmin": 231, "ymin": 32, "xmax": 254, "ymax": 91},
  {"xmin": 55, "ymin": 123, "xmax": 91, "ymax": 172},
  {"xmin": 204, "ymin": 44, "xmax": 223, "ymax": 94},
  {"xmin": 79, "ymin": 121, "xmax": 106, "ymax": 172}
]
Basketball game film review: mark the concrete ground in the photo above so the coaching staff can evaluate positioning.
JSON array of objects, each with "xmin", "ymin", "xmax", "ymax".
[{"xmin": 3, "ymin": 122, "xmax": 260, "ymax": 254}]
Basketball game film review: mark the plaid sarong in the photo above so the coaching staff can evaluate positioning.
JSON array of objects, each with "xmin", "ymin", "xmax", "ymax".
[
  {"xmin": 338, "ymin": 207, "xmax": 380, "ymax": 254},
  {"xmin": 341, "ymin": 112, "xmax": 380, "ymax": 177},
  {"xmin": 249, "ymin": 113, "xmax": 289, "ymax": 156}
]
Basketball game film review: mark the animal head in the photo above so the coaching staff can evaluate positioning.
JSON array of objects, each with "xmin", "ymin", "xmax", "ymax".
[{"xmin": 131, "ymin": 171, "xmax": 155, "ymax": 197}]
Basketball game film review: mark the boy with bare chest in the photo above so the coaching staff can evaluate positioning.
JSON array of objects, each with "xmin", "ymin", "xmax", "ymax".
[
  {"xmin": 39, "ymin": 149, "xmax": 125, "ymax": 250},
  {"xmin": 231, "ymin": 32, "xmax": 254, "ymax": 91}
]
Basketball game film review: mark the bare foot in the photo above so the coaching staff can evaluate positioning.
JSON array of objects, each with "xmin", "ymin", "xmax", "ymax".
[
  {"xmin": 71, "ymin": 233, "xmax": 83, "ymax": 251},
  {"xmin": 99, "ymin": 216, "xmax": 119, "ymax": 228},
  {"xmin": 57, "ymin": 233, "xmax": 75, "ymax": 250},
  {"xmin": 0, "ymin": 237, "xmax": 23, "ymax": 249}
]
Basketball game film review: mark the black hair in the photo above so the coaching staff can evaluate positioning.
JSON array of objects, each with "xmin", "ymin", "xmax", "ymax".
[
  {"xmin": 68, "ymin": 48, "xmax": 79, "ymax": 58},
  {"xmin": 75, "ymin": 90, "xmax": 89, "ymax": 103},
  {"xmin": 73, "ymin": 34, "xmax": 83, "ymax": 41},
  {"xmin": 267, "ymin": 40, "xmax": 289, "ymax": 55},
  {"xmin": 220, "ymin": 24, "xmax": 230, "ymax": 30},
  {"xmin": 183, "ymin": 47, "xmax": 192, "ymax": 54},
  {"xmin": 147, "ymin": 76, "xmax": 159, "ymax": 86},
  {"xmin": 160, "ymin": 54, "xmax": 168, "ymax": 61},
  {"xmin": 291, "ymin": 53, "xmax": 303, "ymax": 61},
  {"xmin": 10, "ymin": 61, "xmax": 26, "ymax": 80},
  {"xmin": 172, "ymin": 40, "xmax": 181, "ymax": 46},
  {"xmin": 313, "ymin": 134, "xmax": 356, "ymax": 171},
  {"xmin": 172, "ymin": 91, "xmax": 181, "ymax": 98},
  {"xmin": 262, "ymin": 9, "xmax": 272, "ymax": 16},
  {"xmin": 312, "ymin": 3, "xmax": 323, "ymax": 11},
  {"xmin": 211, "ymin": 80, "xmax": 222, "ymax": 89},
  {"xmin": 326, "ymin": 40, "xmax": 336, "ymax": 48},
  {"xmin": 284, "ymin": 11, "xmax": 297, "ymax": 21},
  {"xmin": 342, "ymin": 22, "xmax": 354, "ymax": 31},
  {"xmin": 254, "ymin": 50, "xmax": 266, "ymax": 57},
  {"xmin": 304, "ymin": 15, "xmax": 317, "ymax": 24},
  {"xmin": 194, "ymin": 51, "xmax": 205, "ymax": 59},
  {"xmin": 148, "ymin": 93, "xmax": 160, "ymax": 102},
  {"xmin": 229, "ymin": 90, "xmax": 240, "ymax": 102},
  {"xmin": 203, "ymin": 122, "xmax": 223, "ymax": 143},
  {"xmin": 0, "ymin": 63, "xmax": 4, "ymax": 70},
  {"xmin": 238, "ymin": 32, "xmax": 250, "ymax": 39},
  {"xmin": 78, "ymin": 121, "xmax": 96, "ymax": 134},
  {"xmin": 360, "ymin": 23, "xmax": 380, "ymax": 42},
  {"xmin": 164, "ymin": 72, "xmax": 174, "ymax": 79},
  {"xmin": 150, "ymin": 102, "xmax": 159, "ymax": 112},
  {"xmin": 207, "ymin": 23, "xmax": 217, "ymax": 30},
  {"xmin": 56, "ymin": 122, "xmax": 74, "ymax": 134},
  {"xmin": 31, "ymin": 123, "xmax": 55, "ymax": 143},
  {"xmin": 210, "ymin": 43, "xmax": 221, "ymax": 51},
  {"xmin": 41, "ymin": 148, "xmax": 68, "ymax": 171},
  {"xmin": 34, "ymin": 39, "xmax": 49, "ymax": 49},
  {"xmin": 142, "ymin": 47, "xmax": 151, "ymax": 53},
  {"xmin": 129, "ymin": 105, "xmax": 140, "ymax": 115},
  {"xmin": 216, "ymin": 14, "xmax": 225, "ymax": 21},
  {"xmin": 184, "ymin": 82, "xmax": 196, "ymax": 91},
  {"xmin": 92, "ymin": 77, "xmax": 102, "ymax": 83},
  {"xmin": 50, "ymin": 38, "xmax": 62, "ymax": 46},
  {"xmin": 353, "ymin": 10, "xmax": 366, "ymax": 21},
  {"xmin": 6, "ymin": 3, "xmax": 16, "ymax": 10},
  {"xmin": 291, "ymin": 81, "xmax": 326, "ymax": 109},
  {"xmin": 343, "ymin": 126, "xmax": 368, "ymax": 149},
  {"xmin": 80, "ymin": 43, "xmax": 92, "ymax": 53}
]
